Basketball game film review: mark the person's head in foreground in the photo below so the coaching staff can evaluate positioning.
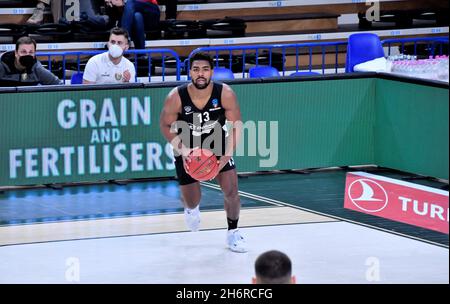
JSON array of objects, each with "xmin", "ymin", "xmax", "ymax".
[{"xmin": 253, "ymin": 250, "xmax": 296, "ymax": 284}]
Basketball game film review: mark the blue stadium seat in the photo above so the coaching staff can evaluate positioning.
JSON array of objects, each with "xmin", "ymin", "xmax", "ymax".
[
  {"xmin": 248, "ymin": 66, "xmax": 280, "ymax": 78},
  {"xmin": 290, "ymin": 71, "xmax": 321, "ymax": 77},
  {"xmin": 212, "ymin": 67, "xmax": 235, "ymax": 80},
  {"xmin": 345, "ymin": 33, "xmax": 385, "ymax": 72},
  {"xmin": 70, "ymin": 72, "xmax": 84, "ymax": 84}
]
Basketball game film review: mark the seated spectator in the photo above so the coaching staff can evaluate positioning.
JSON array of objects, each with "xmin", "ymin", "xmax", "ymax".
[
  {"xmin": 83, "ymin": 27, "xmax": 136, "ymax": 84},
  {"xmin": 0, "ymin": 36, "xmax": 61, "ymax": 86},
  {"xmin": 106, "ymin": 0, "xmax": 160, "ymax": 50},
  {"xmin": 253, "ymin": 250, "xmax": 296, "ymax": 284},
  {"xmin": 26, "ymin": 0, "xmax": 63, "ymax": 25}
]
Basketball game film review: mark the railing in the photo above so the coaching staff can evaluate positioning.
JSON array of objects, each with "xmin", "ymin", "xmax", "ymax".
[
  {"xmin": 36, "ymin": 48, "xmax": 182, "ymax": 83},
  {"xmin": 186, "ymin": 41, "xmax": 348, "ymax": 78},
  {"xmin": 381, "ymin": 36, "xmax": 449, "ymax": 57},
  {"xmin": 30, "ymin": 36, "xmax": 450, "ymax": 83}
]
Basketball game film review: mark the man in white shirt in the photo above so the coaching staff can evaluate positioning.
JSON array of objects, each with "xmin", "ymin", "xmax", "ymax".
[{"xmin": 83, "ymin": 27, "xmax": 136, "ymax": 84}]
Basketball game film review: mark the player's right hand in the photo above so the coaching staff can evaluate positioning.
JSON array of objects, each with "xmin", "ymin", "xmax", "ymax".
[{"xmin": 181, "ymin": 147, "xmax": 199, "ymax": 172}]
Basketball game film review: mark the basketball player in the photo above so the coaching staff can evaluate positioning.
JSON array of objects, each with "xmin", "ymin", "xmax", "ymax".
[{"xmin": 159, "ymin": 52, "xmax": 247, "ymax": 253}]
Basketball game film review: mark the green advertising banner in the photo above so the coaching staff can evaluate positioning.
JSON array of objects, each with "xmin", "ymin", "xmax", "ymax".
[
  {"xmin": 1, "ymin": 87, "xmax": 175, "ymax": 186},
  {"xmin": 0, "ymin": 77, "xmax": 447, "ymax": 186}
]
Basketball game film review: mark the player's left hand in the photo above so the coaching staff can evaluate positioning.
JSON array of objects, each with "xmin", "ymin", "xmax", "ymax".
[
  {"xmin": 217, "ymin": 156, "xmax": 231, "ymax": 172},
  {"xmin": 123, "ymin": 70, "xmax": 131, "ymax": 82}
]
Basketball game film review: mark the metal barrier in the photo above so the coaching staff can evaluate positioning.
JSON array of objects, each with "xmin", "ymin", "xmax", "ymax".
[
  {"xmin": 32, "ymin": 36, "xmax": 448, "ymax": 83},
  {"xmin": 381, "ymin": 36, "xmax": 449, "ymax": 57},
  {"xmin": 36, "ymin": 48, "xmax": 182, "ymax": 83},
  {"xmin": 186, "ymin": 41, "xmax": 348, "ymax": 78}
]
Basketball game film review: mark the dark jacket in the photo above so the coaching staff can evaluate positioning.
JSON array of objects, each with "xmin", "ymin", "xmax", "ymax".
[{"xmin": 0, "ymin": 51, "xmax": 61, "ymax": 86}]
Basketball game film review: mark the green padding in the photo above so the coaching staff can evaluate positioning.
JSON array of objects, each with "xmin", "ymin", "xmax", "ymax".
[
  {"xmin": 374, "ymin": 79, "xmax": 449, "ymax": 179},
  {"xmin": 232, "ymin": 78, "xmax": 375, "ymax": 171}
]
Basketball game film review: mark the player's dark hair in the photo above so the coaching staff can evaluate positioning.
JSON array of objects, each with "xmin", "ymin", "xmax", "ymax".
[{"xmin": 189, "ymin": 52, "xmax": 214, "ymax": 69}]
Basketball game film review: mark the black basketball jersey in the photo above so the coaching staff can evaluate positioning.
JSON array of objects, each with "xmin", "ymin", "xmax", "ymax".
[{"xmin": 176, "ymin": 82, "xmax": 227, "ymax": 154}]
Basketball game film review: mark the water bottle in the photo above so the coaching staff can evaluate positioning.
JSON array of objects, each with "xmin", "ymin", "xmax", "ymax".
[
  {"xmin": 386, "ymin": 56, "xmax": 394, "ymax": 72},
  {"xmin": 436, "ymin": 56, "xmax": 449, "ymax": 81}
]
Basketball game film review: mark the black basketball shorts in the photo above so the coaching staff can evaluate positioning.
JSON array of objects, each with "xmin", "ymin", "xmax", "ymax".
[{"xmin": 174, "ymin": 155, "xmax": 236, "ymax": 185}]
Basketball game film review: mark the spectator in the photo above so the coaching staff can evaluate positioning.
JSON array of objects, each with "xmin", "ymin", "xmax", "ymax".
[
  {"xmin": 253, "ymin": 250, "xmax": 296, "ymax": 284},
  {"xmin": 26, "ymin": 0, "xmax": 63, "ymax": 25},
  {"xmin": 0, "ymin": 36, "xmax": 61, "ymax": 86},
  {"xmin": 106, "ymin": 0, "xmax": 160, "ymax": 50},
  {"xmin": 28, "ymin": 1, "xmax": 112, "ymax": 29},
  {"xmin": 83, "ymin": 27, "xmax": 136, "ymax": 84}
]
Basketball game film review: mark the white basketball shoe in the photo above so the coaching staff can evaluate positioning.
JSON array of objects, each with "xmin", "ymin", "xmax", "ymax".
[
  {"xmin": 184, "ymin": 206, "xmax": 200, "ymax": 232},
  {"xmin": 227, "ymin": 228, "xmax": 248, "ymax": 253}
]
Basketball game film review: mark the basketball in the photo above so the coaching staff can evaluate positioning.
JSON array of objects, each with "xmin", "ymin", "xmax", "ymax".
[{"xmin": 186, "ymin": 149, "xmax": 219, "ymax": 181}]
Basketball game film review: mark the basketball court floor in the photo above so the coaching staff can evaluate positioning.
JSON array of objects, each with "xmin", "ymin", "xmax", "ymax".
[{"xmin": 0, "ymin": 168, "xmax": 448, "ymax": 284}]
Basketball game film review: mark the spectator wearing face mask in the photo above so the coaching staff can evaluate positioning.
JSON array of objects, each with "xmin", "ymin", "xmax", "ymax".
[
  {"xmin": 83, "ymin": 27, "xmax": 136, "ymax": 84},
  {"xmin": 0, "ymin": 36, "xmax": 61, "ymax": 86}
]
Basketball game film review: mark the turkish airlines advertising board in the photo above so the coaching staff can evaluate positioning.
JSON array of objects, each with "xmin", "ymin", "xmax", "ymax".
[{"xmin": 344, "ymin": 172, "xmax": 449, "ymax": 234}]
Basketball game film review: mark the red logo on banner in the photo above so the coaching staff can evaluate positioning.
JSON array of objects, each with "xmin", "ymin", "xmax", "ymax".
[
  {"xmin": 348, "ymin": 179, "xmax": 388, "ymax": 212},
  {"xmin": 344, "ymin": 172, "xmax": 449, "ymax": 234}
]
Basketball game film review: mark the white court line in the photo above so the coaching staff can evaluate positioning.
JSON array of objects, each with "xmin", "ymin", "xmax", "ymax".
[
  {"xmin": 351, "ymin": 171, "xmax": 449, "ymax": 196},
  {"xmin": 201, "ymin": 181, "xmax": 449, "ymax": 249}
]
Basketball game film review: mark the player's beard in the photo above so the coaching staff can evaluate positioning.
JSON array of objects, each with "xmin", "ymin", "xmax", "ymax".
[{"xmin": 192, "ymin": 77, "xmax": 210, "ymax": 90}]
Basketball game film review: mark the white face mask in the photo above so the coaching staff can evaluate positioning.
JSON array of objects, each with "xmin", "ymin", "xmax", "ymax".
[{"xmin": 108, "ymin": 43, "xmax": 123, "ymax": 59}]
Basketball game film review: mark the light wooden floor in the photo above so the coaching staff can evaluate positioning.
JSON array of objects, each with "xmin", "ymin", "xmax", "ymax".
[{"xmin": 0, "ymin": 206, "xmax": 335, "ymax": 246}]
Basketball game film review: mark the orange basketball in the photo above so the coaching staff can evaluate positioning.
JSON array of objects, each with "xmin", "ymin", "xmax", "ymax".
[{"xmin": 186, "ymin": 149, "xmax": 219, "ymax": 181}]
